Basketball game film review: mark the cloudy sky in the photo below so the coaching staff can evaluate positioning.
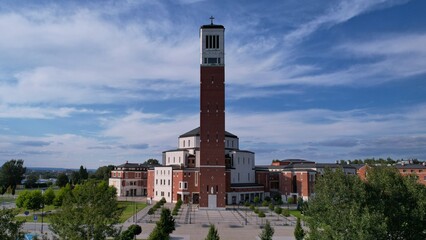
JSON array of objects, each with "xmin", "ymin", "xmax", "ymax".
[{"xmin": 1, "ymin": 0, "xmax": 425, "ymax": 168}]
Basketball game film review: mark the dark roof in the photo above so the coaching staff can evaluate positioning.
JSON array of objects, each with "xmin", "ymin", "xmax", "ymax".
[
  {"xmin": 179, "ymin": 127, "xmax": 238, "ymax": 138},
  {"xmin": 350, "ymin": 164, "xmax": 366, "ymax": 170},
  {"xmin": 116, "ymin": 162, "xmax": 160, "ymax": 169},
  {"xmin": 396, "ymin": 164, "xmax": 426, "ymax": 169},
  {"xmin": 201, "ymin": 24, "xmax": 224, "ymax": 29}
]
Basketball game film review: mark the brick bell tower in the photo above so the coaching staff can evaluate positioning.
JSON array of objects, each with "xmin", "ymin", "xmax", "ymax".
[{"xmin": 199, "ymin": 17, "xmax": 226, "ymax": 209}]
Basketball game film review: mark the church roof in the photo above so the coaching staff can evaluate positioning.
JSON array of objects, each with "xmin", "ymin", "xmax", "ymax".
[
  {"xmin": 201, "ymin": 24, "xmax": 224, "ymax": 29},
  {"xmin": 179, "ymin": 127, "xmax": 238, "ymax": 138}
]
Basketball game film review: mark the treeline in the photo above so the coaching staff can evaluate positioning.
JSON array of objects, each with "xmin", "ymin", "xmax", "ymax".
[
  {"xmin": 337, "ymin": 157, "xmax": 424, "ymax": 165},
  {"xmin": 305, "ymin": 166, "xmax": 426, "ymax": 239}
]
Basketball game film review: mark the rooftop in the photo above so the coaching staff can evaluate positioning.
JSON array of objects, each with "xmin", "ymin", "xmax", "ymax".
[{"xmin": 179, "ymin": 127, "xmax": 238, "ymax": 138}]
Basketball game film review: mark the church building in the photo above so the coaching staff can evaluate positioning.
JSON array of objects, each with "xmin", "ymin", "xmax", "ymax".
[{"xmin": 146, "ymin": 18, "xmax": 262, "ymax": 209}]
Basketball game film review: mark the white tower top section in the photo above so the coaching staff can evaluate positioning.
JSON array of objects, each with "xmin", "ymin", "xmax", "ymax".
[{"xmin": 200, "ymin": 17, "xmax": 225, "ymax": 66}]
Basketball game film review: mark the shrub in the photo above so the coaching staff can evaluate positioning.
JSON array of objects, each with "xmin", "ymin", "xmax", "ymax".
[
  {"xmin": 274, "ymin": 206, "xmax": 282, "ymax": 215},
  {"xmin": 268, "ymin": 203, "xmax": 274, "ymax": 211},
  {"xmin": 258, "ymin": 211, "xmax": 265, "ymax": 218},
  {"xmin": 282, "ymin": 208, "xmax": 290, "ymax": 217},
  {"xmin": 262, "ymin": 201, "xmax": 269, "ymax": 207}
]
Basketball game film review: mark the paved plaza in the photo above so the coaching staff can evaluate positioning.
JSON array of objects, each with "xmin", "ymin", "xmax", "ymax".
[{"xmin": 125, "ymin": 201, "xmax": 297, "ymax": 240}]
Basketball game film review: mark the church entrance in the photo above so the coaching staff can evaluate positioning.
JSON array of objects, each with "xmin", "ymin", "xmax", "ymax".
[
  {"xmin": 192, "ymin": 193, "xmax": 199, "ymax": 204},
  {"xmin": 208, "ymin": 194, "xmax": 217, "ymax": 208}
]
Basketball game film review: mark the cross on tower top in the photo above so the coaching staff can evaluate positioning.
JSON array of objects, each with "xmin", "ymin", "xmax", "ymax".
[{"xmin": 210, "ymin": 16, "xmax": 214, "ymax": 25}]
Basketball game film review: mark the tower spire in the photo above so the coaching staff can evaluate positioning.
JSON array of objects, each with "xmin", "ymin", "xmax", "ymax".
[{"xmin": 210, "ymin": 16, "xmax": 215, "ymax": 25}]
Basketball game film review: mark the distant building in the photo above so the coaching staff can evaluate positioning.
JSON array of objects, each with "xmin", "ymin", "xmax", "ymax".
[{"xmin": 109, "ymin": 162, "xmax": 154, "ymax": 197}]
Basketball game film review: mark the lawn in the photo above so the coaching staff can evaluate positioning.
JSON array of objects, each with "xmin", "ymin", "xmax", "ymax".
[
  {"xmin": 15, "ymin": 202, "xmax": 147, "ymax": 224},
  {"xmin": 289, "ymin": 210, "xmax": 303, "ymax": 219},
  {"xmin": 118, "ymin": 201, "xmax": 147, "ymax": 223}
]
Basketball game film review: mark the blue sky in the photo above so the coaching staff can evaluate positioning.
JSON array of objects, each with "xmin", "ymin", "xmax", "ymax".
[{"xmin": 1, "ymin": 0, "xmax": 426, "ymax": 168}]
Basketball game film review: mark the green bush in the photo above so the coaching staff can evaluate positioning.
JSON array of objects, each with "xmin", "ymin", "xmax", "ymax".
[
  {"xmin": 282, "ymin": 208, "xmax": 290, "ymax": 217},
  {"xmin": 249, "ymin": 205, "xmax": 255, "ymax": 211},
  {"xmin": 262, "ymin": 201, "xmax": 269, "ymax": 207},
  {"xmin": 258, "ymin": 211, "xmax": 265, "ymax": 218},
  {"xmin": 254, "ymin": 208, "xmax": 259, "ymax": 214},
  {"xmin": 268, "ymin": 203, "xmax": 274, "ymax": 211},
  {"xmin": 274, "ymin": 206, "xmax": 282, "ymax": 215}
]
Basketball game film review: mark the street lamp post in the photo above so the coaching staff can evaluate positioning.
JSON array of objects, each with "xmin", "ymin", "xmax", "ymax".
[{"xmin": 41, "ymin": 189, "xmax": 45, "ymax": 234}]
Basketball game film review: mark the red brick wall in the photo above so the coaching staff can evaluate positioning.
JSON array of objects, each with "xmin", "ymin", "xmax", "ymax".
[
  {"xmin": 199, "ymin": 65, "xmax": 226, "ymax": 208},
  {"xmin": 147, "ymin": 170, "xmax": 155, "ymax": 199},
  {"xmin": 398, "ymin": 168, "xmax": 426, "ymax": 186},
  {"xmin": 279, "ymin": 172, "xmax": 292, "ymax": 195}
]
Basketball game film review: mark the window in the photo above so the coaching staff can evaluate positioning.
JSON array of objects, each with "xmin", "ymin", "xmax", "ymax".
[
  {"xmin": 183, "ymin": 140, "xmax": 185, "ymax": 147},
  {"xmin": 248, "ymin": 173, "xmax": 250, "ymax": 181},
  {"xmin": 179, "ymin": 181, "xmax": 188, "ymax": 190},
  {"xmin": 156, "ymin": 179, "xmax": 158, "ymax": 185},
  {"xmin": 168, "ymin": 180, "xmax": 170, "ymax": 185},
  {"xmin": 161, "ymin": 191, "xmax": 164, "ymax": 197},
  {"xmin": 205, "ymin": 35, "xmax": 219, "ymax": 49},
  {"xmin": 156, "ymin": 191, "xmax": 158, "ymax": 196},
  {"xmin": 207, "ymin": 58, "xmax": 217, "ymax": 64}
]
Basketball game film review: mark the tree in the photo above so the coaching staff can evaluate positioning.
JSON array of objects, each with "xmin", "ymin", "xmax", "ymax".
[
  {"xmin": 305, "ymin": 169, "xmax": 414, "ymax": 239},
  {"xmin": 144, "ymin": 159, "xmax": 159, "ymax": 165},
  {"xmin": 16, "ymin": 190, "xmax": 43, "ymax": 211},
  {"xmin": 16, "ymin": 190, "xmax": 30, "ymax": 208},
  {"xmin": 53, "ymin": 183, "xmax": 72, "ymax": 207},
  {"xmin": 43, "ymin": 187, "xmax": 56, "ymax": 206},
  {"xmin": 92, "ymin": 165, "xmax": 115, "ymax": 181},
  {"xmin": 70, "ymin": 171, "xmax": 80, "ymax": 185},
  {"xmin": 205, "ymin": 224, "xmax": 220, "ymax": 240},
  {"xmin": 148, "ymin": 208, "xmax": 175, "ymax": 240},
  {"xmin": 120, "ymin": 224, "xmax": 142, "ymax": 240},
  {"xmin": 50, "ymin": 180, "xmax": 123, "ymax": 239},
  {"xmin": 365, "ymin": 166, "xmax": 426, "ymax": 239},
  {"xmin": 24, "ymin": 173, "xmax": 38, "ymax": 188},
  {"xmin": 0, "ymin": 159, "xmax": 26, "ymax": 195},
  {"xmin": 294, "ymin": 217, "xmax": 304, "ymax": 240},
  {"xmin": 26, "ymin": 190, "xmax": 44, "ymax": 211},
  {"xmin": 258, "ymin": 220, "xmax": 274, "ymax": 240},
  {"xmin": 0, "ymin": 208, "xmax": 25, "ymax": 240},
  {"xmin": 79, "ymin": 165, "xmax": 89, "ymax": 181},
  {"xmin": 56, "ymin": 173, "xmax": 69, "ymax": 188}
]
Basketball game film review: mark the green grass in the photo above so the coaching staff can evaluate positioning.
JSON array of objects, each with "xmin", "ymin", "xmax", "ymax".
[
  {"xmin": 118, "ymin": 201, "xmax": 147, "ymax": 223},
  {"xmin": 14, "ymin": 201, "xmax": 146, "ymax": 224},
  {"xmin": 290, "ymin": 210, "xmax": 303, "ymax": 219}
]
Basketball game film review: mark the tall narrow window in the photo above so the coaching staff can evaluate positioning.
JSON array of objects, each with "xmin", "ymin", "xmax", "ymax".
[
  {"xmin": 209, "ymin": 35, "xmax": 213, "ymax": 48},
  {"xmin": 216, "ymin": 35, "xmax": 219, "ymax": 48},
  {"xmin": 205, "ymin": 35, "xmax": 209, "ymax": 49}
]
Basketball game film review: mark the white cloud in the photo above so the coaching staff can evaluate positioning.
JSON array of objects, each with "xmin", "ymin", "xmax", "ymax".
[
  {"xmin": 0, "ymin": 9, "xmax": 199, "ymax": 106},
  {"xmin": 284, "ymin": 0, "xmax": 409, "ymax": 44},
  {"xmin": 0, "ymin": 104, "xmax": 102, "ymax": 119},
  {"xmin": 2, "ymin": 103, "xmax": 425, "ymax": 167}
]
